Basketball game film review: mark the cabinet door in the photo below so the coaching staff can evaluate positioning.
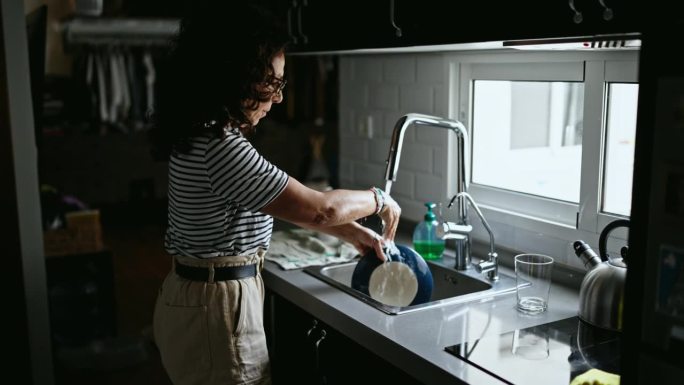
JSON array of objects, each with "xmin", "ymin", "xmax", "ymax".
[
  {"xmin": 293, "ymin": 0, "xmax": 403, "ymax": 52},
  {"xmin": 264, "ymin": 0, "xmax": 411, "ymax": 52},
  {"xmin": 318, "ymin": 325, "xmax": 423, "ymax": 385},
  {"xmin": 265, "ymin": 290, "xmax": 319, "ymax": 385},
  {"xmin": 265, "ymin": 291, "xmax": 424, "ymax": 385}
]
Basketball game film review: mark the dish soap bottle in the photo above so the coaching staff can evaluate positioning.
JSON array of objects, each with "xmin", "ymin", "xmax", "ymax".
[{"xmin": 413, "ymin": 202, "xmax": 445, "ymax": 260}]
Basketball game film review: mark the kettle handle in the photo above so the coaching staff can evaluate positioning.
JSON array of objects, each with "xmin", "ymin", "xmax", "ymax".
[{"xmin": 598, "ymin": 219, "xmax": 630, "ymax": 261}]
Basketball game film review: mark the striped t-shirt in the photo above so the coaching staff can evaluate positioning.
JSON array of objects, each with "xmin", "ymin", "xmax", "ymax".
[{"xmin": 165, "ymin": 129, "xmax": 289, "ymax": 258}]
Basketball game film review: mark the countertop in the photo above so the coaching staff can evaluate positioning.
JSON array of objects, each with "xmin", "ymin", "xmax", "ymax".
[{"xmin": 262, "ymin": 231, "xmax": 583, "ymax": 384}]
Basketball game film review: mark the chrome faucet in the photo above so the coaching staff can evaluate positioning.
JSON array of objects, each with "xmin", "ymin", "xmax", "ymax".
[
  {"xmin": 383, "ymin": 113, "xmax": 471, "ymax": 270},
  {"xmin": 442, "ymin": 192, "xmax": 499, "ymax": 281}
]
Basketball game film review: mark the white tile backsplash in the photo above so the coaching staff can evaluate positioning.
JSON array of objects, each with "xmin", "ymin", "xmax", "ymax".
[
  {"xmin": 433, "ymin": 148, "xmax": 448, "ymax": 177},
  {"xmin": 339, "ymin": 158, "xmax": 354, "ymax": 181},
  {"xmin": 394, "ymin": 197, "xmax": 427, "ymax": 224},
  {"xmin": 341, "ymin": 83, "xmax": 368, "ymax": 109},
  {"xmin": 353, "ymin": 57, "xmax": 383, "ymax": 83},
  {"xmin": 353, "ymin": 162, "xmax": 386, "ymax": 188},
  {"xmin": 369, "ymin": 84, "xmax": 400, "ymax": 110},
  {"xmin": 340, "ymin": 136, "xmax": 369, "ymax": 160},
  {"xmin": 400, "ymin": 142, "xmax": 434, "ymax": 173},
  {"xmin": 339, "ymin": 110, "xmax": 354, "ymax": 138},
  {"xmin": 383, "ymin": 56, "xmax": 416, "ymax": 83},
  {"xmin": 399, "ymin": 84, "xmax": 434, "ymax": 114},
  {"xmin": 512, "ymin": 227, "xmax": 570, "ymax": 265},
  {"xmin": 340, "ymin": 58, "xmax": 354, "ymax": 82},
  {"xmin": 368, "ymin": 138, "xmax": 391, "ymax": 164},
  {"xmin": 415, "ymin": 123, "xmax": 449, "ymax": 146},
  {"xmin": 417, "ymin": 55, "xmax": 445, "ymax": 84},
  {"xmin": 415, "ymin": 173, "xmax": 445, "ymax": 207},
  {"xmin": 391, "ymin": 170, "xmax": 415, "ymax": 200},
  {"xmin": 368, "ymin": 110, "xmax": 385, "ymax": 139},
  {"xmin": 433, "ymin": 85, "xmax": 448, "ymax": 117}
]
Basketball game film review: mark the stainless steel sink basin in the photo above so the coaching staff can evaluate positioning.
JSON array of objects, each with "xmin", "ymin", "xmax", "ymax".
[{"xmin": 304, "ymin": 256, "xmax": 524, "ymax": 315}]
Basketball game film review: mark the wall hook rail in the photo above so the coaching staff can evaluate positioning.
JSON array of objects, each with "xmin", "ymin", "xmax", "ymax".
[
  {"xmin": 568, "ymin": 0, "xmax": 583, "ymax": 24},
  {"xmin": 598, "ymin": 0, "xmax": 614, "ymax": 21},
  {"xmin": 390, "ymin": 0, "xmax": 402, "ymax": 37}
]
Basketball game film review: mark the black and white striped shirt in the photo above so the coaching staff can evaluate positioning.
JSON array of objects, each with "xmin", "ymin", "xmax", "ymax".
[{"xmin": 165, "ymin": 129, "xmax": 289, "ymax": 258}]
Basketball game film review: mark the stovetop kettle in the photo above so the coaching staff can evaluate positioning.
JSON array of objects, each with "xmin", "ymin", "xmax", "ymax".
[{"xmin": 573, "ymin": 219, "xmax": 630, "ymax": 331}]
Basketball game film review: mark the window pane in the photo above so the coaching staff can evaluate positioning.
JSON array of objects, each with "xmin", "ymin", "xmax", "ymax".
[
  {"xmin": 602, "ymin": 83, "xmax": 638, "ymax": 216},
  {"xmin": 471, "ymin": 80, "xmax": 584, "ymax": 202}
]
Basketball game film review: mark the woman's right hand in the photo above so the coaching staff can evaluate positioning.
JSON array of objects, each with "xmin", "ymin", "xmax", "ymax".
[
  {"xmin": 319, "ymin": 222, "xmax": 388, "ymax": 261},
  {"xmin": 378, "ymin": 190, "xmax": 401, "ymax": 242}
]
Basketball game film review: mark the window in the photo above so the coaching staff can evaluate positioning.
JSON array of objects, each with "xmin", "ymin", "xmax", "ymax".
[
  {"xmin": 471, "ymin": 80, "xmax": 584, "ymax": 203},
  {"xmin": 452, "ymin": 52, "xmax": 639, "ymax": 240},
  {"xmin": 602, "ymin": 83, "xmax": 638, "ymax": 216}
]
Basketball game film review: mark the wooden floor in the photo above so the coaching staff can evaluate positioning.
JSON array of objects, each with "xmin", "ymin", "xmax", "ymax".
[{"xmin": 52, "ymin": 222, "xmax": 172, "ymax": 385}]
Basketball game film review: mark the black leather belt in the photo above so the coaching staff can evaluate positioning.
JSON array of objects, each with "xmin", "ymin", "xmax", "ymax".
[{"xmin": 175, "ymin": 262, "xmax": 257, "ymax": 282}]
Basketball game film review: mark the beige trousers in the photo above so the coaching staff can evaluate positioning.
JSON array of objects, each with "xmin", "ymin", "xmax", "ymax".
[{"xmin": 153, "ymin": 251, "xmax": 270, "ymax": 385}]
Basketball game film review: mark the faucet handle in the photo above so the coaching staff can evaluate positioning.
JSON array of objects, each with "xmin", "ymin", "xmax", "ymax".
[
  {"xmin": 436, "ymin": 221, "xmax": 472, "ymax": 240},
  {"xmin": 474, "ymin": 252, "xmax": 499, "ymax": 281}
]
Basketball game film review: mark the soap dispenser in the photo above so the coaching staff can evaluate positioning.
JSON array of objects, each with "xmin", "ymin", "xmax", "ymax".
[{"xmin": 412, "ymin": 202, "xmax": 445, "ymax": 260}]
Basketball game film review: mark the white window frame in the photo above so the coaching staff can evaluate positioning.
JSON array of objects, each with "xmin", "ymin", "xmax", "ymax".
[{"xmin": 447, "ymin": 50, "xmax": 639, "ymax": 246}]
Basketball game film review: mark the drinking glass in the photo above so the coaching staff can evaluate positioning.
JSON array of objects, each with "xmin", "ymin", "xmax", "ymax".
[{"xmin": 515, "ymin": 254, "xmax": 554, "ymax": 314}]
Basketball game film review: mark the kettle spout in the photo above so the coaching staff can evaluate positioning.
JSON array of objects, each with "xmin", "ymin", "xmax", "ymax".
[{"xmin": 573, "ymin": 240, "xmax": 602, "ymax": 270}]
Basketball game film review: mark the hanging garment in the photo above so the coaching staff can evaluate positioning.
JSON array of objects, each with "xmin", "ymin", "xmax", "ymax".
[
  {"xmin": 94, "ymin": 52, "xmax": 109, "ymax": 126},
  {"xmin": 116, "ymin": 51, "xmax": 131, "ymax": 125},
  {"xmin": 126, "ymin": 51, "xmax": 145, "ymax": 130},
  {"xmin": 108, "ymin": 51, "xmax": 122, "ymax": 126},
  {"xmin": 142, "ymin": 51, "xmax": 156, "ymax": 120}
]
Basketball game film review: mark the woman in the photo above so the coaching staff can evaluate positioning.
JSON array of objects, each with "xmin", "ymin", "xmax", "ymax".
[{"xmin": 150, "ymin": 2, "xmax": 401, "ymax": 384}]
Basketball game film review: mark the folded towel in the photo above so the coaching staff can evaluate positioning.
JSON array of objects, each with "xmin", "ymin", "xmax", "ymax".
[
  {"xmin": 570, "ymin": 368, "xmax": 620, "ymax": 385},
  {"xmin": 266, "ymin": 229, "xmax": 359, "ymax": 270}
]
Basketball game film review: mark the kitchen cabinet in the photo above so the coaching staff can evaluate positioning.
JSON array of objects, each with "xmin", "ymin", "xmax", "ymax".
[
  {"xmin": 398, "ymin": 0, "xmax": 642, "ymax": 46},
  {"xmin": 264, "ymin": 290, "xmax": 423, "ymax": 385},
  {"xmin": 267, "ymin": 0, "xmax": 642, "ymax": 53},
  {"xmin": 265, "ymin": 0, "xmax": 401, "ymax": 52}
]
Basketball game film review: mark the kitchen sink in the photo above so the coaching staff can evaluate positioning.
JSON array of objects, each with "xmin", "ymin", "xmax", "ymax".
[{"xmin": 304, "ymin": 256, "xmax": 524, "ymax": 315}]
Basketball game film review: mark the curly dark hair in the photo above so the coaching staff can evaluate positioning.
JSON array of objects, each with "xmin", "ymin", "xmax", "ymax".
[{"xmin": 150, "ymin": 1, "xmax": 289, "ymax": 159}]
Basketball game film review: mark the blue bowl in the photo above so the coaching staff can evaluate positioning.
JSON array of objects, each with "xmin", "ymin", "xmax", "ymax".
[{"xmin": 351, "ymin": 244, "xmax": 433, "ymax": 307}]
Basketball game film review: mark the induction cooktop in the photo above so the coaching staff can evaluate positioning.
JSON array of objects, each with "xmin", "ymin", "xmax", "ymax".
[{"xmin": 444, "ymin": 316, "xmax": 621, "ymax": 385}]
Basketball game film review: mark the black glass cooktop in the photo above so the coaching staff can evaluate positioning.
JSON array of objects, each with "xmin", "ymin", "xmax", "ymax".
[{"xmin": 444, "ymin": 317, "xmax": 621, "ymax": 385}]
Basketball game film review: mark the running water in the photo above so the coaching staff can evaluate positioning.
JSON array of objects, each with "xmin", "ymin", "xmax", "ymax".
[{"xmin": 384, "ymin": 180, "xmax": 393, "ymax": 195}]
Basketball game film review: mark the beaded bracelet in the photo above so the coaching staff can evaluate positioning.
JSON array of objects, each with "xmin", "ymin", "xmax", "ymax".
[{"xmin": 370, "ymin": 187, "xmax": 385, "ymax": 215}]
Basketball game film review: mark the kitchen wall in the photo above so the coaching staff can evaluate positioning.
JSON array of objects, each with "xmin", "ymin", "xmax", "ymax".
[{"xmin": 338, "ymin": 52, "xmax": 594, "ymax": 272}]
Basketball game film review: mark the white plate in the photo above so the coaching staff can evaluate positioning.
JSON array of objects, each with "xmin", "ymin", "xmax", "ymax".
[{"xmin": 368, "ymin": 261, "xmax": 419, "ymax": 307}]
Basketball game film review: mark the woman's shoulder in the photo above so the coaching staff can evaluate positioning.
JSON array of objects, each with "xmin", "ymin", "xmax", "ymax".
[{"xmin": 202, "ymin": 126, "xmax": 253, "ymax": 152}]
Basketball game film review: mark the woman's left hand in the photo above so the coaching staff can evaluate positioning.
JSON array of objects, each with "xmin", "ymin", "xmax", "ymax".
[{"xmin": 378, "ymin": 191, "xmax": 401, "ymax": 243}]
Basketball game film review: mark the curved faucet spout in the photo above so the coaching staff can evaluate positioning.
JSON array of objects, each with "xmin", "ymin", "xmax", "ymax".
[
  {"xmin": 384, "ymin": 113, "xmax": 469, "ymax": 197},
  {"xmin": 383, "ymin": 113, "xmax": 472, "ymax": 270}
]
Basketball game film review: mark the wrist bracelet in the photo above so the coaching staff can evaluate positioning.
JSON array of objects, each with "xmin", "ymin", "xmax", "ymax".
[
  {"xmin": 370, "ymin": 188, "xmax": 381, "ymax": 215},
  {"xmin": 371, "ymin": 187, "xmax": 385, "ymax": 215}
]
